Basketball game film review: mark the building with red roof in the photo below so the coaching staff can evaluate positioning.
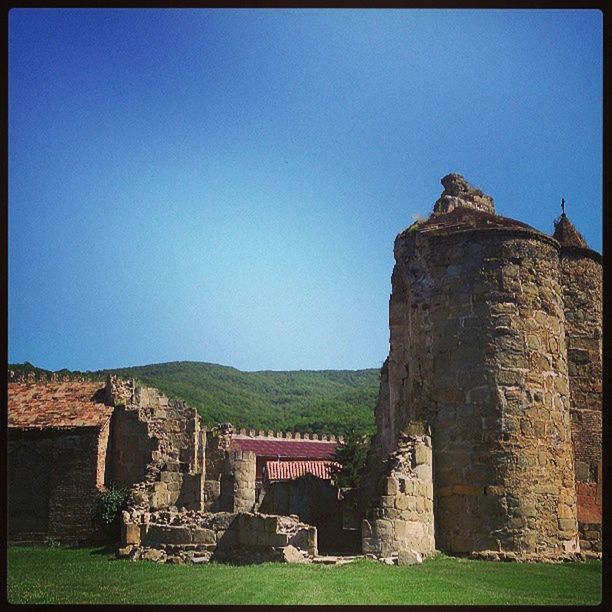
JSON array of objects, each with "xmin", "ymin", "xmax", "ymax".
[
  {"xmin": 8, "ymin": 380, "xmax": 114, "ymax": 544},
  {"xmin": 230, "ymin": 432, "xmax": 340, "ymax": 483}
]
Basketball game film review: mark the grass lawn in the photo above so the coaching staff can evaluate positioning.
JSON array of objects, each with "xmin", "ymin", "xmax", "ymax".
[{"xmin": 7, "ymin": 546, "xmax": 602, "ymax": 605}]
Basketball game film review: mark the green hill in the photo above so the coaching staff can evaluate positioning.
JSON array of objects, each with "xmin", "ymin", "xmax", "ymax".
[{"xmin": 8, "ymin": 361, "xmax": 380, "ymax": 435}]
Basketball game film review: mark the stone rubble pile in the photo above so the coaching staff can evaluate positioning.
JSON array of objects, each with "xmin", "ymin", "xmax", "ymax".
[{"xmin": 119, "ymin": 509, "xmax": 317, "ymax": 565}]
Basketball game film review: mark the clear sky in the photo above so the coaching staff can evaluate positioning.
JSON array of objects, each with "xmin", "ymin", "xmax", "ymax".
[{"xmin": 8, "ymin": 8, "xmax": 602, "ymax": 372}]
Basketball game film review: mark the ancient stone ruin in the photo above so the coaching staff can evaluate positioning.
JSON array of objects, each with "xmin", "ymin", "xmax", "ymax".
[
  {"xmin": 360, "ymin": 174, "xmax": 601, "ymax": 561},
  {"xmin": 7, "ymin": 173, "xmax": 601, "ymax": 564},
  {"xmin": 8, "ymin": 376, "xmax": 339, "ymax": 562}
]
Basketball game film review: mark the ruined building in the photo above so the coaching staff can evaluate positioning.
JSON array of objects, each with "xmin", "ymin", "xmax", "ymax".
[
  {"xmin": 361, "ymin": 174, "xmax": 601, "ymax": 560},
  {"xmin": 7, "ymin": 174, "xmax": 601, "ymax": 562},
  {"xmin": 8, "ymin": 376, "xmax": 205, "ymax": 544},
  {"xmin": 8, "ymin": 376, "xmax": 342, "ymax": 560}
]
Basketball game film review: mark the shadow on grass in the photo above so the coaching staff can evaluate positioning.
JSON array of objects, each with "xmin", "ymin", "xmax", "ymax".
[{"xmin": 89, "ymin": 544, "xmax": 119, "ymax": 556}]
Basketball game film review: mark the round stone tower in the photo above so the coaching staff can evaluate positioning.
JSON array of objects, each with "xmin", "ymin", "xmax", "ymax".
[
  {"xmin": 374, "ymin": 174, "xmax": 578, "ymax": 557},
  {"xmin": 553, "ymin": 213, "xmax": 602, "ymax": 552}
]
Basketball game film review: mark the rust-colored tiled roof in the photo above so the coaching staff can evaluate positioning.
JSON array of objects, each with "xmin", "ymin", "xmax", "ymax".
[
  {"xmin": 231, "ymin": 435, "xmax": 338, "ymax": 458},
  {"xmin": 412, "ymin": 207, "xmax": 540, "ymax": 236},
  {"xmin": 8, "ymin": 382, "xmax": 113, "ymax": 430},
  {"xmin": 265, "ymin": 460, "xmax": 341, "ymax": 481}
]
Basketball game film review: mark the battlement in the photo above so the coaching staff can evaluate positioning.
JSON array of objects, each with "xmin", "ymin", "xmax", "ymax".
[{"xmin": 235, "ymin": 428, "xmax": 344, "ymax": 444}]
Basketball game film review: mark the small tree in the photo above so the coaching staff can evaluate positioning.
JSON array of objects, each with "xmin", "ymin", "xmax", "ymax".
[
  {"xmin": 331, "ymin": 429, "xmax": 370, "ymax": 489},
  {"xmin": 91, "ymin": 484, "xmax": 129, "ymax": 542}
]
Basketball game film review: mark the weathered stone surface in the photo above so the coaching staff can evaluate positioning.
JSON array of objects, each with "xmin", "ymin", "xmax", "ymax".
[
  {"xmin": 362, "ymin": 431, "xmax": 435, "ymax": 557},
  {"xmin": 191, "ymin": 528, "xmax": 216, "ymax": 545},
  {"xmin": 116, "ymin": 545, "xmax": 134, "ymax": 558},
  {"xmin": 122, "ymin": 510, "xmax": 314, "ymax": 565},
  {"xmin": 122, "ymin": 523, "xmax": 141, "ymax": 546},
  {"xmin": 280, "ymin": 544, "xmax": 308, "ymax": 563},
  {"xmin": 140, "ymin": 548, "xmax": 166, "ymax": 563},
  {"xmin": 397, "ymin": 550, "xmax": 423, "ymax": 565},
  {"xmin": 433, "ymin": 174, "xmax": 495, "ymax": 215},
  {"xmin": 359, "ymin": 175, "xmax": 596, "ymax": 561}
]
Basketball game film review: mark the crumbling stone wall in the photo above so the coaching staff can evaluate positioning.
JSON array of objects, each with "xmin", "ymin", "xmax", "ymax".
[
  {"xmin": 362, "ymin": 426, "xmax": 434, "ymax": 557},
  {"xmin": 119, "ymin": 509, "xmax": 317, "ymax": 564},
  {"xmin": 364, "ymin": 175, "xmax": 582, "ymax": 560},
  {"xmin": 107, "ymin": 377, "xmax": 205, "ymax": 513},
  {"xmin": 258, "ymin": 474, "xmax": 344, "ymax": 553},
  {"xmin": 557, "ymin": 245, "xmax": 602, "ymax": 551},
  {"xmin": 203, "ymin": 424, "xmax": 234, "ymax": 511}
]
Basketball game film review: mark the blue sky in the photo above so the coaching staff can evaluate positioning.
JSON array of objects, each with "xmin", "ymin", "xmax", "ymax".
[{"xmin": 8, "ymin": 8, "xmax": 602, "ymax": 372}]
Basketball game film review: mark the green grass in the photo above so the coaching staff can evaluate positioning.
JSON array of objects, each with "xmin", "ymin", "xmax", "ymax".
[{"xmin": 7, "ymin": 547, "xmax": 602, "ymax": 605}]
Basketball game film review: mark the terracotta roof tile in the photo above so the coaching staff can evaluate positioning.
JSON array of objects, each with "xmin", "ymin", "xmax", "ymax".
[
  {"xmin": 407, "ymin": 207, "xmax": 542, "ymax": 237},
  {"xmin": 231, "ymin": 435, "xmax": 338, "ymax": 458},
  {"xmin": 8, "ymin": 382, "xmax": 113, "ymax": 430},
  {"xmin": 265, "ymin": 460, "xmax": 341, "ymax": 481},
  {"xmin": 553, "ymin": 214, "xmax": 589, "ymax": 248}
]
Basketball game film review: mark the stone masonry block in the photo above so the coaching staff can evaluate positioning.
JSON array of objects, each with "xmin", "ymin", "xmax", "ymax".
[
  {"xmin": 122, "ymin": 523, "xmax": 141, "ymax": 546},
  {"xmin": 414, "ymin": 445, "xmax": 430, "ymax": 466},
  {"xmin": 264, "ymin": 516, "xmax": 280, "ymax": 533},
  {"xmin": 191, "ymin": 529, "xmax": 216, "ymax": 545},
  {"xmin": 413, "ymin": 464, "xmax": 431, "ymax": 481},
  {"xmin": 267, "ymin": 533, "xmax": 290, "ymax": 547},
  {"xmin": 385, "ymin": 478, "xmax": 398, "ymax": 495},
  {"xmin": 558, "ymin": 518, "xmax": 576, "ymax": 532}
]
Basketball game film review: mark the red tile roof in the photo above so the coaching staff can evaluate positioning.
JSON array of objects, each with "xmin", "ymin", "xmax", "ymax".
[
  {"xmin": 8, "ymin": 382, "xmax": 113, "ymax": 430},
  {"xmin": 231, "ymin": 435, "xmax": 339, "ymax": 458},
  {"xmin": 265, "ymin": 460, "xmax": 341, "ymax": 481}
]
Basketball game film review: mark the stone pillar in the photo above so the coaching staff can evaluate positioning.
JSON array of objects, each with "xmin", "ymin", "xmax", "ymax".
[
  {"xmin": 227, "ymin": 450, "xmax": 256, "ymax": 513},
  {"xmin": 362, "ymin": 426, "xmax": 435, "ymax": 557}
]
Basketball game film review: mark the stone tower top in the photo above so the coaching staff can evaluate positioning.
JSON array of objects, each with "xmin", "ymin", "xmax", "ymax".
[
  {"xmin": 553, "ymin": 212, "xmax": 588, "ymax": 249},
  {"xmin": 433, "ymin": 173, "xmax": 495, "ymax": 215}
]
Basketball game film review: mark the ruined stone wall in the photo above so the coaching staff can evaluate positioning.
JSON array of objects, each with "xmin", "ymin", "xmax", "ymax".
[
  {"xmin": 8, "ymin": 427, "xmax": 109, "ymax": 544},
  {"xmin": 110, "ymin": 406, "xmax": 151, "ymax": 487},
  {"xmin": 96, "ymin": 417, "xmax": 111, "ymax": 488},
  {"xmin": 362, "ymin": 428, "xmax": 434, "ymax": 557},
  {"xmin": 120, "ymin": 509, "xmax": 317, "ymax": 564},
  {"xmin": 107, "ymin": 377, "xmax": 205, "ymax": 513},
  {"xmin": 559, "ymin": 248, "xmax": 602, "ymax": 551},
  {"xmin": 203, "ymin": 426, "xmax": 233, "ymax": 511},
  {"xmin": 375, "ymin": 224, "xmax": 578, "ymax": 557},
  {"xmin": 258, "ymin": 475, "xmax": 344, "ymax": 553}
]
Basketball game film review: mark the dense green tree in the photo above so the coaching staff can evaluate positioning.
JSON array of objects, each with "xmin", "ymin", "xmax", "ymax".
[
  {"xmin": 331, "ymin": 429, "xmax": 371, "ymax": 488},
  {"xmin": 9, "ymin": 361, "xmax": 379, "ymax": 435}
]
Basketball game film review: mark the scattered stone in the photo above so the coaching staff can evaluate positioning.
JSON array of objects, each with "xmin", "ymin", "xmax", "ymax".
[
  {"xmin": 398, "ymin": 550, "xmax": 423, "ymax": 566},
  {"xmin": 381, "ymin": 556, "xmax": 397, "ymax": 565},
  {"xmin": 280, "ymin": 545, "xmax": 308, "ymax": 563},
  {"xmin": 140, "ymin": 547, "xmax": 166, "ymax": 563},
  {"xmin": 116, "ymin": 545, "xmax": 134, "ymax": 558},
  {"xmin": 192, "ymin": 552, "xmax": 212, "ymax": 564}
]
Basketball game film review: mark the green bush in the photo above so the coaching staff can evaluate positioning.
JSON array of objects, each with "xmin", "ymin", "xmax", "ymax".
[
  {"xmin": 44, "ymin": 536, "xmax": 60, "ymax": 549},
  {"xmin": 91, "ymin": 485, "xmax": 128, "ymax": 542}
]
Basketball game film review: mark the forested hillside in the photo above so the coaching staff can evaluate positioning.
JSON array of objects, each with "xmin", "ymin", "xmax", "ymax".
[{"xmin": 9, "ymin": 361, "xmax": 380, "ymax": 435}]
